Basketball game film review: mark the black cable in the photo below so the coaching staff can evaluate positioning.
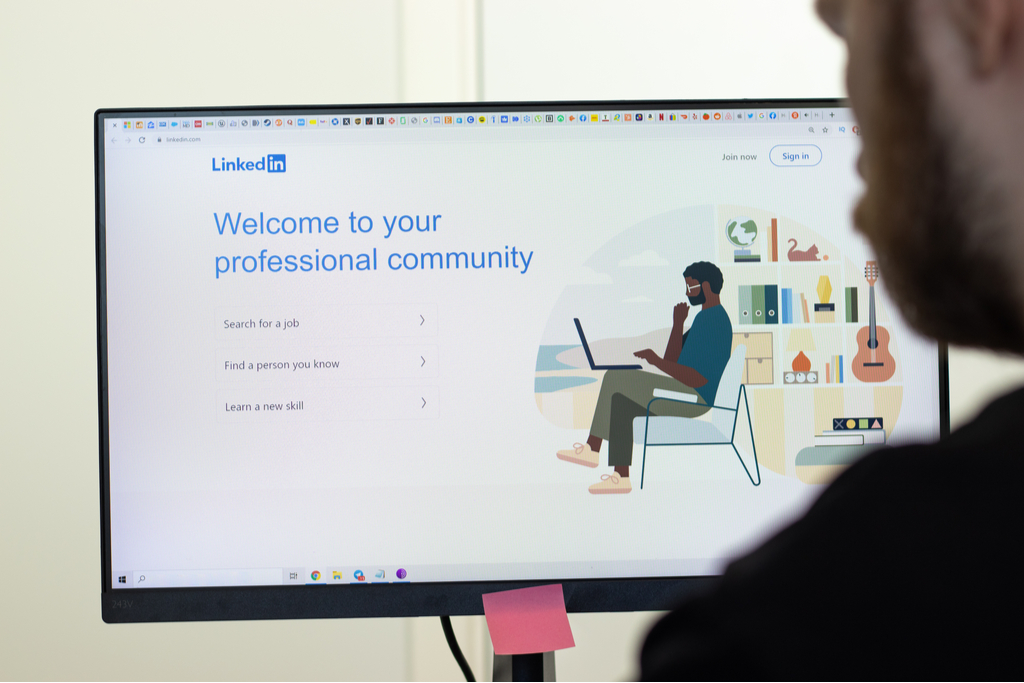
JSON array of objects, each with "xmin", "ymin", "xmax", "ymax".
[{"xmin": 440, "ymin": 615, "xmax": 477, "ymax": 682}]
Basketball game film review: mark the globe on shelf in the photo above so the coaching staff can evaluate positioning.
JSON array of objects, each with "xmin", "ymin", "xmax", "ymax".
[{"xmin": 726, "ymin": 216, "xmax": 758, "ymax": 247}]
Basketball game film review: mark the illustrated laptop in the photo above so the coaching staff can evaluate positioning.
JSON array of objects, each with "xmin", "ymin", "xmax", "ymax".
[{"xmin": 574, "ymin": 318, "xmax": 643, "ymax": 370}]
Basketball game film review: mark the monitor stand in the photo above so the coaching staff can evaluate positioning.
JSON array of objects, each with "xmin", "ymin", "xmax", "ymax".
[{"xmin": 492, "ymin": 652, "xmax": 555, "ymax": 682}]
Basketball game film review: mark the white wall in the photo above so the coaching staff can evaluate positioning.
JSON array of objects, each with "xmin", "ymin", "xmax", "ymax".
[
  {"xmin": 482, "ymin": 0, "xmax": 846, "ymax": 101},
  {"xmin": 0, "ymin": 1, "xmax": 477, "ymax": 680},
  {"xmin": 2, "ymin": 1, "xmax": 1022, "ymax": 680}
]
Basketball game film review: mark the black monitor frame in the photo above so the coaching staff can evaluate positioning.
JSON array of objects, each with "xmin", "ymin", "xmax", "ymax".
[{"xmin": 96, "ymin": 98, "xmax": 950, "ymax": 623}]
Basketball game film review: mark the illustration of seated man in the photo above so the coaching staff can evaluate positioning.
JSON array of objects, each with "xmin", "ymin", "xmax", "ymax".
[{"xmin": 557, "ymin": 261, "xmax": 733, "ymax": 494}]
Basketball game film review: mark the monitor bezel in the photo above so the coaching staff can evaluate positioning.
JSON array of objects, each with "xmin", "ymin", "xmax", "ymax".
[{"xmin": 96, "ymin": 98, "xmax": 950, "ymax": 623}]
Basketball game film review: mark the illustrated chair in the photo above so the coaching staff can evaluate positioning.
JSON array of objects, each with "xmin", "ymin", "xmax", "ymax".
[{"xmin": 632, "ymin": 344, "xmax": 760, "ymax": 489}]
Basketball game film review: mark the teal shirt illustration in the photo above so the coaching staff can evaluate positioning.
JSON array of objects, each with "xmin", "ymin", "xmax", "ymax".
[{"xmin": 677, "ymin": 305, "xmax": 733, "ymax": 405}]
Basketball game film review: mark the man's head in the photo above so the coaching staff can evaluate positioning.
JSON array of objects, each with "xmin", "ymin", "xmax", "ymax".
[
  {"xmin": 683, "ymin": 261, "xmax": 724, "ymax": 306},
  {"xmin": 817, "ymin": 0, "xmax": 1024, "ymax": 352}
]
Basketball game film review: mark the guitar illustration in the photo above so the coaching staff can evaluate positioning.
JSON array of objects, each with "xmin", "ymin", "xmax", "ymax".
[{"xmin": 852, "ymin": 261, "xmax": 896, "ymax": 382}]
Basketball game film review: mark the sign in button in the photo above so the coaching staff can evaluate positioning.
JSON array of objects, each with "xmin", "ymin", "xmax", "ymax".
[{"xmin": 769, "ymin": 144, "xmax": 822, "ymax": 167}]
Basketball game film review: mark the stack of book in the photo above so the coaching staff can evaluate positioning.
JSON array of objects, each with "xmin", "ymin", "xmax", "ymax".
[
  {"xmin": 845, "ymin": 287, "xmax": 859, "ymax": 323},
  {"xmin": 734, "ymin": 249, "xmax": 760, "ymax": 263},
  {"xmin": 816, "ymin": 416, "xmax": 886, "ymax": 445},
  {"xmin": 814, "ymin": 428, "xmax": 885, "ymax": 447},
  {"xmin": 824, "ymin": 355, "xmax": 844, "ymax": 384},
  {"xmin": 778, "ymin": 288, "xmax": 811, "ymax": 324}
]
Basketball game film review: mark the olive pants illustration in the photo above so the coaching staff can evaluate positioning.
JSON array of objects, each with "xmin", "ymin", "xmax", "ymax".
[{"xmin": 590, "ymin": 370, "xmax": 710, "ymax": 467}]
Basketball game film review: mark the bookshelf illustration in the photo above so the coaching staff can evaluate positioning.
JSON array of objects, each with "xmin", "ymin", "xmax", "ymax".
[
  {"xmin": 718, "ymin": 205, "xmax": 903, "ymax": 485},
  {"xmin": 532, "ymin": 203, "xmax": 902, "ymax": 489}
]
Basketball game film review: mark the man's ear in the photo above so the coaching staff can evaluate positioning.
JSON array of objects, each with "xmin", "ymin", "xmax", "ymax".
[
  {"xmin": 948, "ymin": 0, "xmax": 1015, "ymax": 75},
  {"xmin": 702, "ymin": 281, "xmax": 712, "ymax": 299}
]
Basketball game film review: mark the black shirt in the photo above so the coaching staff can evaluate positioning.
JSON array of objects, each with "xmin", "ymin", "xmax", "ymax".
[{"xmin": 640, "ymin": 388, "xmax": 1024, "ymax": 680}]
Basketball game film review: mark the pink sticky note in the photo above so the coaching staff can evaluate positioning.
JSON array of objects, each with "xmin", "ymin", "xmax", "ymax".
[{"xmin": 482, "ymin": 584, "xmax": 575, "ymax": 655}]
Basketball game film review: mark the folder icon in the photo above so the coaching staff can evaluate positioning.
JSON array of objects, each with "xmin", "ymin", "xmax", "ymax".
[
  {"xmin": 752, "ymin": 285, "xmax": 765, "ymax": 324},
  {"xmin": 765, "ymin": 285, "xmax": 778, "ymax": 324},
  {"xmin": 738, "ymin": 285, "xmax": 753, "ymax": 325}
]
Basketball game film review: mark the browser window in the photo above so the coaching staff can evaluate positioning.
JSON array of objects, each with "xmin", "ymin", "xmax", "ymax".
[{"xmin": 99, "ymin": 103, "xmax": 940, "ymax": 590}]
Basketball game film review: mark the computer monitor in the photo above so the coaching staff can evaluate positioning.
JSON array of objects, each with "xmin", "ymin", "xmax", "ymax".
[{"xmin": 96, "ymin": 100, "xmax": 948, "ymax": 623}]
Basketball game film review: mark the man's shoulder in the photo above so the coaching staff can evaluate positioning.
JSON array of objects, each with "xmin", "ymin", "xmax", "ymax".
[
  {"xmin": 692, "ymin": 304, "xmax": 731, "ymax": 330},
  {"xmin": 640, "ymin": 387, "xmax": 1024, "ymax": 679}
]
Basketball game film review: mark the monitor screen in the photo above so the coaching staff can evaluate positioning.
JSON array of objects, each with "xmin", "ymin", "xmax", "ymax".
[{"xmin": 96, "ymin": 100, "xmax": 947, "ymax": 621}]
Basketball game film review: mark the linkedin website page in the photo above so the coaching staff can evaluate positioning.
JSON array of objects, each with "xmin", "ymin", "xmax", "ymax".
[{"xmin": 100, "ymin": 105, "xmax": 941, "ymax": 590}]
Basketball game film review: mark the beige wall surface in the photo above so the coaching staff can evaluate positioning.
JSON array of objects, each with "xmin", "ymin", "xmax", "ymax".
[{"xmin": 3, "ymin": 1, "xmax": 1023, "ymax": 680}]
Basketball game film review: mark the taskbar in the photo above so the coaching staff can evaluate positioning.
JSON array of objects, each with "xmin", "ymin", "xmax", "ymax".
[{"xmin": 111, "ymin": 558, "xmax": 721, "ymax": 589}]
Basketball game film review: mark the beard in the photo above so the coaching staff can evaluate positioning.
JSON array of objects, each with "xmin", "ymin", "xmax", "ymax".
[
  {"xmin": 853, "ymin": 2, "xmax": 1024, "ymax": 352},
  {"xmin": 688, "ymin": 292, "xmax": 706, "ymax": 307}
]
